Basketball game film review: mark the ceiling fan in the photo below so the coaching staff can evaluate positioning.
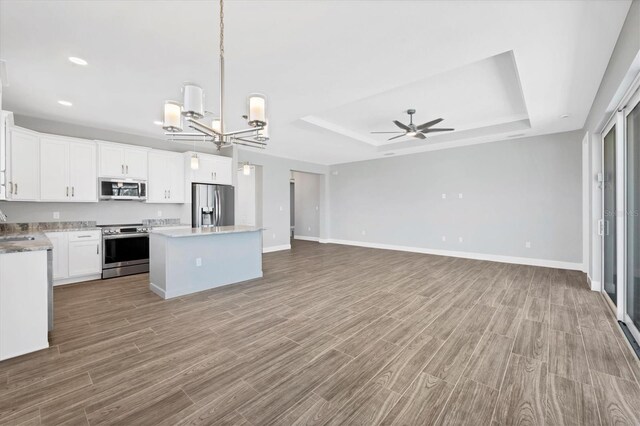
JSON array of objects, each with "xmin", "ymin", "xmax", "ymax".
[{"xmin": 371, "ymin": 109, "xmax": 454, "ymax": 140}]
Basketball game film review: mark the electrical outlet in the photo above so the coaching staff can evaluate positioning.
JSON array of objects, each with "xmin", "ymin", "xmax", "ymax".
[
  {"xmin": 459, "ymin": 237, "xmax": 463, "ymax": 243},
  {"xmin": 157, "ymin": 210, "xmax": 162, "ymax": 217},
  {"xmin": 441, "ymin": 193, "xmax": 447, "ymax": 199},
  {"xmin": 272, "ymin": 233, "xmax": 276, "ymax": 239},
  {"xmin": 361, "ymin": 230, "xmax": 366, "ymax": 236},
  {"xmin": 53, "ymin": 212, "xmax": 60, "ymax": 219},
  {"xmin": 307, "ymin": 227, "xmax": 311, "ymax": 231},
  {"xmin": 442, "ymin": 236, "xmax": 446, "ymax": 242},
  {"xmin": 525, "ymin": 241, "xmax": 531, "ymax": 248},
  {"xmin": 458, "ymin": 193, "xmax": 463, "ymax": 199},
  {"xmin": 195, "ymin": 258, "xmax": 202, "ymax": 266}
]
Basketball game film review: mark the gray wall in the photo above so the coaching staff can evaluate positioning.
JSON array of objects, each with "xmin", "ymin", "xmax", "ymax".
[
  {"xmin": 237, "ymin": 150, "xmax": 329, "ymax": 249},
  {"xmin": 583, "ymin": 0, "xmax": 640, "ymax": 283},
  {"xmin": 293, "ymin": 171, "xmax": 321, "ymax": 239},
  {"xmin": 329, "ymin": 131, "xmax": 583, "ymax": 264}
]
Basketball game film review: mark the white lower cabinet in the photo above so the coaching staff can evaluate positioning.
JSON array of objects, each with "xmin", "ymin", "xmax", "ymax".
[
  {"xmin": 45, "ymin": 230, "xmax": 101, "ymax": 285},
  {"xmin": 46, "ymin": 232, "xmax": 69, "ymax": 280},
  {"xmin": 0, "ymin": 250, "xmax": 49, "ymax": 360}
]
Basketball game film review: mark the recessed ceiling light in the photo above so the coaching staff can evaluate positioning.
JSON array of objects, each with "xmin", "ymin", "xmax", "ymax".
[
  {"xmin": 68, "ymin": 56, "xmax": 88, "ymax": 66},
  {"xmin": 153, "ymin": 120, "xmax": 163, "ymax": 126},
  {"xmin": 57, "ymin": 100, "xmax": 73, "ymax": 107},
  {"xmin": 560, "ymin": 114, "xmax": 570, "ymax": 119}
]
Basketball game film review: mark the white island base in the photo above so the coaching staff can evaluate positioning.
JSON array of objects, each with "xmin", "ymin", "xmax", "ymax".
[{"xmin": 149, "ymin": 226, "xmax": 263, "ymax": 299}]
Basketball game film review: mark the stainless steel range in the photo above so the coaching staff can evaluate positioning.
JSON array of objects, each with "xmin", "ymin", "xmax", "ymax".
[{"xmin": 100, "ymin": 224, "xmax": 150, "ymax": 279}]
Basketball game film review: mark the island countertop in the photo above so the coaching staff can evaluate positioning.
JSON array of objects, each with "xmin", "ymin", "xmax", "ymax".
[
  {"xmin": 0, "ymin": 232, "xmax": 53, "ymax": 254},
  {"xmin": 151, "ymin": 225, "xmax": 262, "ymax": 238}
]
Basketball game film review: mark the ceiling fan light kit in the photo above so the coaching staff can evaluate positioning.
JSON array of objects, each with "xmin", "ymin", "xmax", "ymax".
[
  {"xmin": 371, "ymin": 109, "xmax": 454, "ymax": 141},
  {"xmin": 162, "ymin": 0, "xmax": 269, "ymax": 150}
]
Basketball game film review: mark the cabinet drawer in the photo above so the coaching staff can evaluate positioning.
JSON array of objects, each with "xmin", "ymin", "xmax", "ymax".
[{"xmin": 67, "ymin": 230, "xmax": 101, "ymax": 242}]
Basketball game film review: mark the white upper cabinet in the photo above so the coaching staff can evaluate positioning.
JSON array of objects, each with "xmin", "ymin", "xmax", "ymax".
[
  {"xmin": 68, "ymin": 141, "xmax": 97, "ymax": 201},
  {"xmin": 40, "ymin": 136, "xmax": 97, "ymax": 202},
  {"xmin": 7, "ymin": 127, "xmax": 40, "ymax": 201},
  {"xmin": 187, "ymin": 152, "xmax": 232, "ymax": 186},
  {"xmin": 147, "ymin": 150, "xmax": 185, "ymax": 203},
  {"xmin": 97, "ymin": 142, "xmax": 149, "ymax": 179}
]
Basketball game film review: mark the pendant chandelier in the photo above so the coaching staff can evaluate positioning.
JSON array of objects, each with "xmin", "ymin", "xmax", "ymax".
[{"xmin": 162, "ymin": 0, "xmax": 268, "ymax": 150}]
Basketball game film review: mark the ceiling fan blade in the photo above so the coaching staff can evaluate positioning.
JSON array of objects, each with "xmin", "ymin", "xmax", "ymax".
[
  {"xmin": 422, "ymin": 128, "xmax": 455, "ymax": 133},
  {"xmin": 416, "ymin": 118, "xmax": 444, "ymax": 130},
  {"xmin": 414, "ymin": 132, "xmax": 426, "ymax": 139},
  {"xmin": 370, "ymin": 131, "xmax": 405, "ymax": 134},
  {"xmin": 393, "ymin": 120, "xmax": 410, "ymax": 131},
  {"xmin": 387, "ymin": 133, "xmax": 407, "ymax": 141}
]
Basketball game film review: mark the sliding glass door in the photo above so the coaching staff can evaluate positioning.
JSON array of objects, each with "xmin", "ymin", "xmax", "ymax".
[
  {"xmin": 626, "ymin": 93, "xmax": 640, "ymax": 340},
  {"xmin": 603, "ymin": 124, "xmax": 617, "ymax": 306}
]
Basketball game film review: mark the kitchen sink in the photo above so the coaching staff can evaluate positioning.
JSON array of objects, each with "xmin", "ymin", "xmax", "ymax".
[{"xmin": 0, "ymin": 235, "xmax": 36, "ymax": 242}]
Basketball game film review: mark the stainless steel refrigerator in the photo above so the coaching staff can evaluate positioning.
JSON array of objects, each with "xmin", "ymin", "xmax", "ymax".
[{"xmin": 192, "ymin": 183, "xmax": 235, "ymax": 227}]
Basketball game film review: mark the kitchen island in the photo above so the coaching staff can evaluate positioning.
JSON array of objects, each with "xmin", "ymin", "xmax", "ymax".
[{"xmin": 149, "ymin": 225, "xmax": 262, "ymax": 299}]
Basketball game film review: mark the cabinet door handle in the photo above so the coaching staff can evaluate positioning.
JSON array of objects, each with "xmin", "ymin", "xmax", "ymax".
[
  {"xmin": 164, "ymin": 190, "xmax": 167, "ymax": 199},
  {"xmin": 8, "ymin": 181, "xmax": 12, "ymax": 195},
  {"xmin": 77, "ymin": 235, "xmax": 92, "ymax": 238},
  {"xmin": 15, "ymin": 183, "xmax": 18, "ymax": 195},
  {"xmin": 214, "ymin": 172, "xmax": 217, "ymax": 180},
  {"xmin": 66, "ymin": 186, "xmax": 69, "ymax": 197},
  {"xmin": 72, "ymin": 186, "xmax": 75, "ymax": 197},
  {"xmin": 126, "ymin": 165, "xmax": 129, "ymax": 174},
  {"xmin": 97, "ymin": 244, "xmax": 99, "ymax": 254},
  {"xmin": 168, "ymin": 189, "xmax": 171, "ymax": 198}
]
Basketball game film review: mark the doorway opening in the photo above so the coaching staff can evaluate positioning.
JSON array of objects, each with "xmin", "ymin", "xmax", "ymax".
[{"xmin": 290, "ymin": 170, "xmax": 321, "ymax": 244}]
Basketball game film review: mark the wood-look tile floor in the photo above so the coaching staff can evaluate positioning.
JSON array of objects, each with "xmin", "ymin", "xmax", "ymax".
[{"xmin": 1, "ymin": 240, "xmax": 640, "ymax": 425}]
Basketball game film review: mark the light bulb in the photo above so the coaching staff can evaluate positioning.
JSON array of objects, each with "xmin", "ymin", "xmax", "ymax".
[
  {"xmin": 191, "ymin": 154, "xmax": 199, "ymax": 170},
  {"xmin": 243, "ymin": 164, "xmax": 251, "ymax": 176}
]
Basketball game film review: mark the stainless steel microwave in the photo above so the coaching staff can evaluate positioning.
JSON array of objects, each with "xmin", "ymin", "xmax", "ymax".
[{"xmin": 99, "ymin": 178, "xmax": 147, "ymax": 201}]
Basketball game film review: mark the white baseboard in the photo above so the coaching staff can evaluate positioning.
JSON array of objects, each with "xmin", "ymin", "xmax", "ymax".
[
  {"xmin": 149, "ymin": 282, "xmax": 166, "ymax": 299},
  {"xmin": 53, "ymin": 273, "xmax": 102, "ymax": 286},
  {"xmin": 323, "ymin": 238, "xmax": 583, "ymax": 271},
  {"xmin": 587, "ymin": 275, "xmax": 602, "ymax": 291},
  {"xmin": 263, "ymin": 244, "xmax": 291, "ymax": 253},
  {"xmin": 294, "ymin": 235, "xmax": 320, "ymax": 242}
]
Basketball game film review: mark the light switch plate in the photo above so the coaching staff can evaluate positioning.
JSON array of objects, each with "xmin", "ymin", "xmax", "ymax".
[
  {"xmin": 441, "ymin": 194, "xmax": 447, "ymax": 199},
  {"xmin": 53, "ymin": 212, "xmax": 60, "ymax": 219},
  {"xmin": 525, "ymin": 241, "xmax": 531, "ymax": 248}
]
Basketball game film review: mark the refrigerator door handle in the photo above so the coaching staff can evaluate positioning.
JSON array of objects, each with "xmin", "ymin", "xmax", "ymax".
[{"xmin": 215, "ymin": 189, "xmax": 221, "ymax": 226}]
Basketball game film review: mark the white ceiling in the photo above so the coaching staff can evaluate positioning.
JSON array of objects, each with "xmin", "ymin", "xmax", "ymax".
[{"xmin": 0, "ymin": 0, "xmax": 631, "ymax": 165}]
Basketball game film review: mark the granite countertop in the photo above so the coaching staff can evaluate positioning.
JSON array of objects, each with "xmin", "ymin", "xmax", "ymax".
[
  {"xmin": 151, "ymin": 225, "xmax": 262, "ymax": 238},
  {"xmin": 0, "ymin": 221, "xmax": 99, "ymax": 234},
  {"xmin": 0, "ymin": 232, "xmax": 53, "ymax": 254}
]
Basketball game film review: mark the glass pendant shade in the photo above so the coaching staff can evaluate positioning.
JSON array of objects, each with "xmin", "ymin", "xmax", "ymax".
[
  {"xmin": 248, "ymin": 94, "xmax": 266, "ymax": 127},
  {"xmin": 243, "ymin": 163, "xmax": 251, "ymax": 176},
  {"xmin": 211, "ymin": 118, "xmax": 222, "ymax": 134},
  {"xmin": 163, "ymin": 101, "xmax": 182, "ymax": 132},
  {"xmin": 182, "ymin": 83, "xmax": 204, "ymax": 118},
  {"xmin": 190, "ymin": 153, "xmax": 200, "ymax": 170}
]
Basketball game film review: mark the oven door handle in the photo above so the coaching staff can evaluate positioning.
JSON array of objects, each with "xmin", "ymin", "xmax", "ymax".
[{"xmin": 103, "ymin": 234, "xmax": 150, "ymax": 240}]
